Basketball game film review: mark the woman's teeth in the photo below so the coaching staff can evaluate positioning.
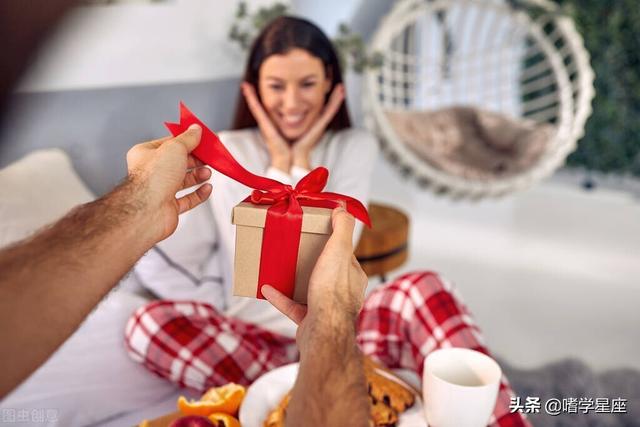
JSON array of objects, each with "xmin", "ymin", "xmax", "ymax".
[{"xmin": 282, "ymin": 113, "xmax": 305, "ymax": 126}]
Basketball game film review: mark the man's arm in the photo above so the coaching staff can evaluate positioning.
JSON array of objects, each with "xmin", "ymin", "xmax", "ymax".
[
  {"xmin": 263, "ymin": 208, "xmax": 371, "ymax": 427},
  {"xmin": 287, "ymin": 306, "xmax": 368, "ymax": 426},
  {"xmin": 0, "ymin": 125, "xmax": 211, "ymax": 398}
]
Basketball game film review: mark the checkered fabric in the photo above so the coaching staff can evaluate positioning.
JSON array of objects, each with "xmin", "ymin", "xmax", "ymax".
[
  {"xmin": 356, "ymin": 271, "xmax": 530, "ymax": 427},
  {"xmin": 125, "ymin": 270, "xmax": 530, "ymax": 427}
]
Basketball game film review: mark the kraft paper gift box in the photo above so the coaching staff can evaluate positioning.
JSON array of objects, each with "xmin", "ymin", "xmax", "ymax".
[
  {"xmin": 165, "ymin": 102, "xmax": 370, "ymax": 305},
  {"xmin": 232, "ymin": 201, "xmax": 332, "ymax": 304}
]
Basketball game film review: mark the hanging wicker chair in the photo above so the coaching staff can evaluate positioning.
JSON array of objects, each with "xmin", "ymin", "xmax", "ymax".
[{"xmin": 363, "ymin": 0, "xmax": 595, "ymax": 198}]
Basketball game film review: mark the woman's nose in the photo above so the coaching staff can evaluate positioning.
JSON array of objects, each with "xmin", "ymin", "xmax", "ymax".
[{"xmin": 283, "ymin": 86, "xmax": 301, "ymax": 111}]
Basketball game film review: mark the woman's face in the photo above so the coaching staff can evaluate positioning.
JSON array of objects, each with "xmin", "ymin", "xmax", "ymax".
[{"xmin": 258, "ymin": 48, "xmax": 332, "ymax": 141}]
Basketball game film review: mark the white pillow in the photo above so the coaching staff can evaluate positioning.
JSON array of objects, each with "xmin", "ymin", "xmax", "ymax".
[
  {"xmin": 0, "ymin": 149, "xmax": 94, "ymax": 248},
  {"xmin": 1, "ymin": 286, "xmax": 183, "ymax": 427},
  {"xmin": 0, "ymin": 150, "xmax": 181, "ymax": 425}
]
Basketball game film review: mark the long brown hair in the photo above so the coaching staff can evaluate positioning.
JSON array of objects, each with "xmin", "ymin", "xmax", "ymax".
[{"xmin": 232, "ymin": 16, "xmax": 351, "ymax": 131}]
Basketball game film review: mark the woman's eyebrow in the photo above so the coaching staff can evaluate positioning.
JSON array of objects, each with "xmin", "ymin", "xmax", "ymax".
[
  {"xmin": 300, "ymin": 74, "xmax": 319, "ymax": 80},
  {"xmin": 264, "ymin": 74, "xmax": 320, "ymax": 81}
]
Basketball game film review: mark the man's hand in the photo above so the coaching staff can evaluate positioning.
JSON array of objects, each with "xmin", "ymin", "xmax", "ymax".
[
  {"xmin": 126, "ymin": 124, "xmax": 212, "ymax": 243},
  {"xmin": 262, "ymin": 206, "xmax": 367, "ymax": 347},
  {"xmin": 0, "ymin": 126, "xmax": 213, "ymax": 398},
  {"xmin": 262, "ymin": 207, "xmax": 370, "ymax": 427}
]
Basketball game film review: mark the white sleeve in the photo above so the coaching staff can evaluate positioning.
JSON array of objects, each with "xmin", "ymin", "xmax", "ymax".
[
  {"xmin": 324, "ymin": 130, "xmax": 380, "ymax": 243},
  {"xmin": 207, "ymin": 169, "xmax": 254, "ymax": 305},
  {"xmin": 134, "ymin": 198, "xmax": 226, "ymax": 306},
  {"xmin": 265, "ymin": 166, "xmax": 293, "ymax": 185},
  {"xmin": 290, "ymin": 165, "xmax": 311, "ymax": 186}
]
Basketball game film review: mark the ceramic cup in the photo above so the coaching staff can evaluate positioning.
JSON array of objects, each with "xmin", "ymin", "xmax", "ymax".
[{"xmin": 423, "ymin": 347, "xmax": 502, "ymax": 427}]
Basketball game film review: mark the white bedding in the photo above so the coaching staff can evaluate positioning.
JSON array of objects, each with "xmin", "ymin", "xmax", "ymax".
[
  {"xmin": 0, "ymin": 278, "xmax": 195, "ymax": 427},
  {"xmin": 95, "ymin": 391, "xmax": 183, "ymax": 427}
]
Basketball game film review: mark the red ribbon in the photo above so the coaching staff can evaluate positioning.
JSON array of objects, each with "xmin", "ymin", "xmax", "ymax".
[{"xmin": 165, "ymin": 103, "xmax": 371, "ymax": 299}]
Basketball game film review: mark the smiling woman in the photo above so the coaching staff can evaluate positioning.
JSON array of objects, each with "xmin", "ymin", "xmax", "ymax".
[
  {"xmin": 233, "ymin": 16, "xmax": 352, "ymax": 172},
  {"xmin": 233, "ymin": 16, "xmax": 350, "ymax": 133}
]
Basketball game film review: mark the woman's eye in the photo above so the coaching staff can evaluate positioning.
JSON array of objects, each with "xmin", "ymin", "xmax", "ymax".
[
  {"xmin": 269, "ymin": 85, "xmax": 284, "ymax": 91},
  {"xmin": 301, "ymin": 81, "xmax": 317, "ymax": 88}
]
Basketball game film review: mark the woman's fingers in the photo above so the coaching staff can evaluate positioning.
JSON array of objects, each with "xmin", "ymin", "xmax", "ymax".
[
  {"xmin": 242, "ymin": 82, "xmax": 290, "ymax": 163},
  {"xmin": 295, "ymin": 84, "xmax": 346, "ymax": 149},
  {"xmin": 320, "ymin": 84, "xmax": 346, "ymax": 127},
  {"xmin": 241, "ymin": 83, "xmax": 277, "ymax": 133}
]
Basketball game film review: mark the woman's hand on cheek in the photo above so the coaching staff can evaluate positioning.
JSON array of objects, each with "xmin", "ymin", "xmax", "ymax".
[
  {"xmin": 241, "ymin": 82, "xmax": 292, "ymax": 173},
  {"xmin": 292, "ymin": 84, "xmax": 345, "ymax": 170}
]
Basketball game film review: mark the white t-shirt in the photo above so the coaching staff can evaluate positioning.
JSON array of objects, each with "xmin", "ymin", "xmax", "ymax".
[{"xmin": 134, "ymin": 127, "xmax": 379, "ymax": 337}]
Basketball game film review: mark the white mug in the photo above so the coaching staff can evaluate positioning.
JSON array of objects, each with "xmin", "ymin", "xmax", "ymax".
[{"xmin": 423, "ymin": 347, "xmax": 502, "ymax": 427}]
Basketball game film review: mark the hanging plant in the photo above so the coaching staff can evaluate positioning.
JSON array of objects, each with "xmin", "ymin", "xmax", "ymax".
[{"xmin": 228, "ymin": 1, "xmax": 383, "ymax": 74}]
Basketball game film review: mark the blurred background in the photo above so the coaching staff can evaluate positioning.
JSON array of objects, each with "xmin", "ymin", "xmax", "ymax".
[{"xmin": 0, "ymin": 1, "xmax": 638, "ymax": 424}]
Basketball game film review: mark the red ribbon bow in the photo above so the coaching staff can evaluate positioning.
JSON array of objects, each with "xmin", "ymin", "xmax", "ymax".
[{"xmin": 165, "ymin": 103, "xmax": 370, "ymax": 299}]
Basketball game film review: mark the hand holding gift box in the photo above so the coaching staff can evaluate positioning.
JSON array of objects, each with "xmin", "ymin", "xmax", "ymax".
[{"xmin": 165, "ymin": 103, "xmax": 370, "ymax": 304}]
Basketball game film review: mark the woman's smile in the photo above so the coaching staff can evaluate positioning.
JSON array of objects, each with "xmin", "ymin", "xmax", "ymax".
[{"xmin": 279, "ymin": 110, "xmax": 308, "ymax": 129}]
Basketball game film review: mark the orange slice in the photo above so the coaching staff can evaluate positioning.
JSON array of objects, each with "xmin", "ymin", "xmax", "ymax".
[{"xmin": 178, "ymin": 383, "xmax": 246, "ymax": 417}]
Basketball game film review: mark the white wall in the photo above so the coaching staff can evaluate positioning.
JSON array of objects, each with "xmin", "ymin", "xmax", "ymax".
[
  {"xmin": 292, "ymin": 0, "xmax": 362, "ymax": 36},
  {"xmin": 18, "ymin": 0, "xmax": 284, "ymax": 92}
]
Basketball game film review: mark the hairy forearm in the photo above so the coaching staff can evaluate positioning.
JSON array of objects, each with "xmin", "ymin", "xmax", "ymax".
[
  {"xmin": 0, "ymin": 179, "xmax": 156, "ymax": 398},
  {"xmin": 286, "ymin": 313, "xmax": 370, "ymax": 427}
]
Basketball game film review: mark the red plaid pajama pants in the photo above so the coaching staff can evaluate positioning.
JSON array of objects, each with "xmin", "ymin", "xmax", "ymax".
[{"xmin": 125, "ymin": 271, "xmax": 530, "ymax": 427}]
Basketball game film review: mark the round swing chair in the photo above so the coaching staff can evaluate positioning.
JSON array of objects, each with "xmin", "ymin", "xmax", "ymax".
[{"xmin": 363, "ymin": 0, "xmax": 595, "ymax": 198}]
